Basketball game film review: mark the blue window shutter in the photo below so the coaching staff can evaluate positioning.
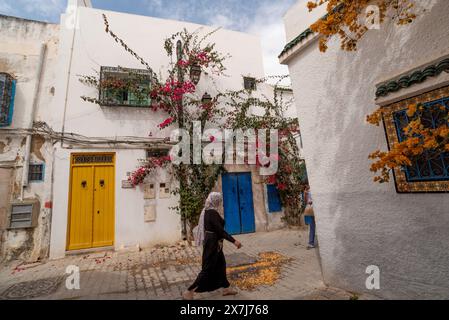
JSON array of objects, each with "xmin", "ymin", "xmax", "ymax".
[
  {"xmin": 267, "ymin": 184, "xmax": 282, "ymax": 213},
  {"xmin": 7, "ymin": 80, "xmax": 16, "ymax": 126}
]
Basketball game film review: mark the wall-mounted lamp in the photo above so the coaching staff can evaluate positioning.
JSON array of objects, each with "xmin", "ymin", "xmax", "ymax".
[
  {"xmin": 201, "ymin": 92, "xmax": 213, "ymax": 104},
  {"xmin": 190, "ymin": 64, "xmax": 202, "ymax": 85}
]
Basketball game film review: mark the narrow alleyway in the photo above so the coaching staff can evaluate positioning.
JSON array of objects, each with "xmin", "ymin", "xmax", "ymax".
[{"xmin": 0, "ymin": 229, "xmax": 359, "ymax": 300}]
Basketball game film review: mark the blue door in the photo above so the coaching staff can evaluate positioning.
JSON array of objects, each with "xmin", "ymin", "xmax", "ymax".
[
  {"xmin": 267, "ymin": 184, "xmax": 282, "ymax": 213},
  {"xmin": 222, "ymin": 173, "xmax": 256, "ymax": 235}
]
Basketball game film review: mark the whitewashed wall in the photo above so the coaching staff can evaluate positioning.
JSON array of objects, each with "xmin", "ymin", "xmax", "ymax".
[
  {"xmin": 49, "ymin": 5, "xmax": 270, "ymax": 259},
  {"xmin": 282, "ymin": 0, "xmax": 449, "ymax": 299},
  {"xmin": 49, "ymin": 6, "xmax": 265, "ymax": 139}
]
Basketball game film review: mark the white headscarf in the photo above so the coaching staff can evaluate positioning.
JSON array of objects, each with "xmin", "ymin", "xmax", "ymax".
[{"xmin": 193, "ymin": 192, "xmax": 223, "ymax": 247}]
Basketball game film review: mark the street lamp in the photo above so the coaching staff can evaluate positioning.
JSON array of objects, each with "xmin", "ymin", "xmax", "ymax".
[
  {"xmin": 190, "ymin": 64, "xmax": 202, "ymax": 85},
  {"xmin": 176, "ymin": 40, "xmax": 188, "ymax": 241},
  {"xmin": 201, "ymin": 92, "xmax": 212, "ymax": 105}
]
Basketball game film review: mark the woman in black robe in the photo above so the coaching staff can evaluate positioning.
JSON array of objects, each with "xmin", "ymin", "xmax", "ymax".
[{"xmin": 183, "ymin": 192, "xmax": 242, "ymax": 300}]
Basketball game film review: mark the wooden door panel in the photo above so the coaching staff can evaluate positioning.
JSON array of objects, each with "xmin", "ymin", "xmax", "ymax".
[
  {"xmin": 238, "ymin": 173, "xmax": 256, "ymax": 234},
  {"xmin": 222, "ymin": 174, "xmax": 241, "ymax": 235},
  {"xmin": 92, "ymin": 166, "xmax": 114, "ymax": 248},
  {"xmin": 67, "ymin": 166, "xmax": 94, "ymax": 250}
]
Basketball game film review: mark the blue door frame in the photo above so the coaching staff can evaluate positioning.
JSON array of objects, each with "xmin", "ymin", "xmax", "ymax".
[{"xmin": 222, "ymin": 172, "xmax": 256, "ymax": 235}]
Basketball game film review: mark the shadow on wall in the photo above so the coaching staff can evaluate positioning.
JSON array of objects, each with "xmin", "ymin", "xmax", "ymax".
[{"xmin": 312, "ymin": 0, "xmax": 449, "ymax": 299}]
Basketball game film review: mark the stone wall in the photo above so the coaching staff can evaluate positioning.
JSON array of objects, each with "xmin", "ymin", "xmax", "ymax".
[{"xmin": 0, "ymin": 15, "xmax": 59, "ymax": 262}]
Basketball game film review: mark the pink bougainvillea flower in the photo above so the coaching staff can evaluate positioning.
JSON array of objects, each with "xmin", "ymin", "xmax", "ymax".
[
  {"xmin": 277, "ymin": 183, "xmax": 287, "ymax": 191},
  {"xmin": 150, "ymin": 89, "xmax": 159, "ymax": 99},
  {"xmin": 158, "ymin": 117, "xmax": 175, "ymax": 129},
  {"xmin": 267, "ymin": 175, "xmax": 277, "ymax": 185},
  {"xmin": 128, "ymin": 155, "xmax": 172, "ymax": 187},
  {"xmin": 177, "ymin": 60, "xmax": 190, "ymax": 68},
  {"xmin": 170, "ymin": 80, "xmax": 196, "ymax": 101},
  {"xmin": 197, "ymin": 51, "xmax": 210, "ymax": 64}
]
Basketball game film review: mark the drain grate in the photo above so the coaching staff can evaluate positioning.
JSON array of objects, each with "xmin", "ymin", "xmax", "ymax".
[{"xmin": 0, "ymin": 277, "xmax": 63, "ymax": 300}]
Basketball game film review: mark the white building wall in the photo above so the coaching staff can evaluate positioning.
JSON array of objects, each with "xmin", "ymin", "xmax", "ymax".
[
  {"xmin": 49, "ymin": 5, "xmax": 272, "ymax": 259},
  {"xmin": 283, "ymin": 0, "xmax": 325, "ymax": 43},
  {"xmin": 50, "ymin": 6, "xmax": 265, "ymax": 139},
  {"xmin": 282, "ymin": 0, "xmax": 449, "ymax": 299}
]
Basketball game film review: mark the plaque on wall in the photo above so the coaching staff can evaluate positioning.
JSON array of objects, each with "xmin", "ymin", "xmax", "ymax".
[
  {"xmin": 144, "ymin": 183, "xmax": 156, "ymax": 199},
  {"xmin": 121, "ymin": 180, "xmax": 134, "ymax": 189},
  {"xmin": 144, "ymin": 205, "xmax": 156, "ymax": 222},
  {"xmin": 159, "ymin": 182, "xmax": 171, "ymax": 199}
]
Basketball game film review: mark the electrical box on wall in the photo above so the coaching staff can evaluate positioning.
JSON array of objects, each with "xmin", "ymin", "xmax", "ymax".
[
  {"xmin": 159, "ymin": 182, "xmax": 171, "ymax": 199},
  {"xmin": 9, "ymin": 199, "xmax": 40, "ymax": 229},
  {"xmin": 144, "ymin": 183, "xmax": 156, "ymax": 199},
  {"xmin": 144, "ymin": 205, "xmax": 156, "ymax": 222}
]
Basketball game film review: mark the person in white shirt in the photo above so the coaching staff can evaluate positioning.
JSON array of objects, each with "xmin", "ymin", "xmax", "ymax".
[{"xmin": 304, "ymin": 185, "xmax": 316, "ymax": 249}]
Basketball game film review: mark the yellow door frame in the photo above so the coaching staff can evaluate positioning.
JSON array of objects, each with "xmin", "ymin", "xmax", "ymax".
[{"xmin": 66, "ymin": 152, "xmax": 116, "ymax": 251}]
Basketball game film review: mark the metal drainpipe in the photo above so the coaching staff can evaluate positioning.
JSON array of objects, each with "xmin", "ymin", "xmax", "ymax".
[
  {"xmin": 60, "ymin": 7, "xmax": 79, "ymax": 148},
  {"xmin": 20, "ymin": 43, "xmax": 47, "ymax": 201},
  {"xmin": 46, "ymin": 145, "xmax": 56, "ymax": 257}
]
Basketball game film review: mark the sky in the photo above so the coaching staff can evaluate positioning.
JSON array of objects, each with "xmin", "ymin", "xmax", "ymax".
[{"xmin": 0, "ymin": 0, "xmax": 297, "ymax": 79}]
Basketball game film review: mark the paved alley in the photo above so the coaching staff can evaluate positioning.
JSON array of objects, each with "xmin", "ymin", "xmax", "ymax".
[{"xmin": 0, "ymin": 229, "xmax": 358, "ymax": 300}]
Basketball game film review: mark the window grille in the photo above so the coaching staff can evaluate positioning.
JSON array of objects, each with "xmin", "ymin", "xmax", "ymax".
[
  {"xmin": 147, "ymin": 148, "xmax": 170, "ymax": 158},
  {"xmin": 28, "ymin": 164, "xmax": 45, "ymax": 182},
  {"xmin": 393, "ymin": 96, "xmax": 449, "ymax": 182},
  {"xmin": 72, "ymin": 154, "xmax": 114, "ymax": 164},
  {"xmin": 99, "ymin": 66, "xmax": 152, "ymax": 107},
  {"xmin": 244, "ymin": 77, "xmax": 257, "ymax": 91}
]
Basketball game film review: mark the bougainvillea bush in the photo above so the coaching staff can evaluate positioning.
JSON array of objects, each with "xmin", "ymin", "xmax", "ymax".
[
  {"xmin": 79, "ymin": 15, "xmax": 308, "ymax": 236},
  {"xmin": 223, "ymin": 77, "xmax": 308, "ymax": 225}
]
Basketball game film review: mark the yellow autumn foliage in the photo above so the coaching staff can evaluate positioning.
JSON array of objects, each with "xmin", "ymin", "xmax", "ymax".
[
  {"xmin": 227, "ymin": 252, "xmax": 292, "ymax": 291},
  {"xmin": 307, "ymin": 0, "xmax": 417, "ymax": 52}
]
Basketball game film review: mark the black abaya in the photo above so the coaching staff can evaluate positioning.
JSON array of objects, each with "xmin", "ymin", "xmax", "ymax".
[{"xmin": 188, "ymin": 209, "xmax": 236, "ymax": 293}]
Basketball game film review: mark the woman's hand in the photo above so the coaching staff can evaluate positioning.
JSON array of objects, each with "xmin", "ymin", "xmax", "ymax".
[{"xmin": 234, "ymin": 240, "xmax": 242, "ymax": 249}]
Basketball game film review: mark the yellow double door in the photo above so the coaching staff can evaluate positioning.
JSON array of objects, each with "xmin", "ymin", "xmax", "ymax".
[{"xmin": 67, "ymin": 159, "xmax": 115, "ymax": 251}]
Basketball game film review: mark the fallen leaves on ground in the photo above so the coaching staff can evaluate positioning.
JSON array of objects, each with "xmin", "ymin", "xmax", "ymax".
[
  {"xmin": 227, "ymin": 252, "xmax": 292, "ymax": 291},
  {"xmin": 11, "ymin": 264, "xmax": 24, "ymax": 275},
  {"xmin": 10, "ymin": 261, "xmax": 43, "ymax": 275},
  {"xmin": 94, "ymin": 253, "xmax": 112, "ymax": 264}
]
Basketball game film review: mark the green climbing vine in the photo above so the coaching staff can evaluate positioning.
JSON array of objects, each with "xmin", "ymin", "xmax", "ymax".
[{"xmin": 79, "ymin": 15, "xmax": 308, "ymax": 238}]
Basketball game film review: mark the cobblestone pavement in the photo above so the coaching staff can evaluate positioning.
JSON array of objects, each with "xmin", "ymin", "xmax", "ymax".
[{"xmin": 0, "ymin": 229, "xmax": 366, "ymax": 300}]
